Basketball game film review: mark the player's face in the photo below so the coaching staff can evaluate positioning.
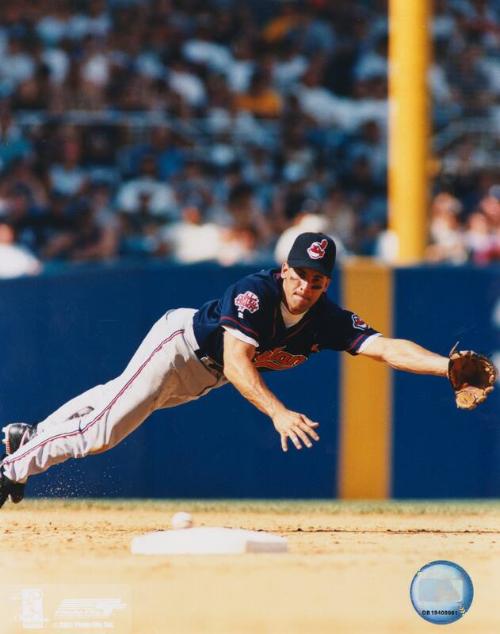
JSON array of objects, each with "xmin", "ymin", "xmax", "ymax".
[{"xmin": 281, "ymin": 264, "xmax": 330, "ymax": 314}]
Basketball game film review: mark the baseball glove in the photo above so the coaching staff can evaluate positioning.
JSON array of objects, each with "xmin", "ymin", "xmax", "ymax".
[{"xmin": 448, "ymin": 346, "xmax": 497, "ymax": 410}]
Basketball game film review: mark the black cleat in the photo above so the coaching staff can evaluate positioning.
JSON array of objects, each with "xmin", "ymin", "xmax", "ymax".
[
  {"xmin": 2, "ymin": 422, "xmax": 37, "ymax": 455},
  {"xmin": 8, "ymin": 480, "xmax": 26, "ymax": 504},
  {"xmin": 0, "ymin": 463, "xmax": 24, "ymax": 508},
  {"xmin": 0, "ymin": 424, "xmax": 35, "ymax": 506}
]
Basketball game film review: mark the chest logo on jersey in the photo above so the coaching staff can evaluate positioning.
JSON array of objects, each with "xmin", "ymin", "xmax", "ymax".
[
  {"xmin": 307, "ymin": 238, "xmax": 328, "ymax": 260},
  {"xmin": 352, "ymin": 314, "xmax": 369, "ymax": 330},
  {"xmin": 235, "ymin": 291, "xmax": 260, "ymax": 318},
  {"xmin": 254, "ymin": 347, "xmax": 307, "ymax": 371}
]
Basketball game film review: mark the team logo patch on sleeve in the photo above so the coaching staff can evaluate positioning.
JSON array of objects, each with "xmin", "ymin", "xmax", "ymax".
[
  {"xmin": 307, "ymin": 239, "xmax": 328, "ymax": 260},
  {"xmin": 235, "ymin": 291, "xmax": 260, "ymax": 318},
  {"xmin": 352, "ymin": 314, "xmax": 369, "ymax": 330}
]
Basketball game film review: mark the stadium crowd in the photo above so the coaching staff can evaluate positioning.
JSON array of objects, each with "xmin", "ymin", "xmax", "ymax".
[{"xmin": 0, "ymin": 0, "xmax": 499, "ymax": 278}]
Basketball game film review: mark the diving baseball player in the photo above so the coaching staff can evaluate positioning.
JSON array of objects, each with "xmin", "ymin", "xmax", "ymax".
[{"xmin": 0, "ymin": 232, "xmax": 495, "ymax": 506}]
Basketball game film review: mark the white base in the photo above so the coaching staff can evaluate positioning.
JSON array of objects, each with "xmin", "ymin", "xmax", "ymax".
[{"xmin": 131, "ymin": 527, "xmax": 288, "ymax": 555}]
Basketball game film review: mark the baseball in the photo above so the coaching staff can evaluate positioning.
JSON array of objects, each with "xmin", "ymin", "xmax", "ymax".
[{"xmin": 171, "ymin": 511, "xmax": 193, "ymax": 529}]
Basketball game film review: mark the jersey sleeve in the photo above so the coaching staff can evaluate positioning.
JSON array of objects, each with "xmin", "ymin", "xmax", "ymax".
[
  {"xmin": 222, "ymin": 326, "xmax": 259, "ymax": 347},
  {"xmin": 317, "ymin": 300, "xmax": 381, "ymax": 355},
  {"xmin": 218, "ymin": 276, "xmax": 273, "ymax": 348}
]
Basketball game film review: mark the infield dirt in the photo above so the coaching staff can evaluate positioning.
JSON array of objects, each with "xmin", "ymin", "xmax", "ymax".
[{"xmin": 0, "ymin": 500, "xmax": 499, "ymax": 633}]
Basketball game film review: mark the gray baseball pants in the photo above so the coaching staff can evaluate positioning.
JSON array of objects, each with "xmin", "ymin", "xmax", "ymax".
[{"xmin": 3, "ymin": 308, "xmax": 226, "ymax": 483}]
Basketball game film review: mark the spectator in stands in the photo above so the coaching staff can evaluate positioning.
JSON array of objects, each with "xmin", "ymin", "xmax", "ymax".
[
  {"xmin": 0, "ymin": 220, "xmax": 41, "ymax": 278},
  {"xmin": 446, "ymin": 45, "xmax": 493, "ymax": 115},
  {"xmin": 235, "ymin": 68, "xmax": 283, "ymax": 119},
  {"xmin": 74, "ymin": 180, "xmax": 119, "ymax": 261},
  {"xmin": 3, "ymin": 183, "xmax": 45, "ymax": 252},
  {"xmin": 0, "ymin": 36, "xmax": 35, "ymax": 91},
  {"xmin": 49, "ymin": 136, "xmax": 87, "ymax": 197},
  {"xmin": 464, "ymin": 210, "xmax": 499, "ymax": 264},
  {"xmin": 217, "ymin": 224, "xmax": 260, "ymax": 266},
  {"xmin": 118, "ymin": 191, "xmax": 164, "ymax": 259},
  {"xmin": 480, "ymin": 186, "xmax": 500, "ymax": 229},
  {"xmin": 215, "ymin": 182, "xmax": 272, "ymax": 250},
  {"xmin": 79, "ymin": 35, "xmax": 113, "ymax": 109},
  {"xmin": 321, "ymin": 186, "xmax": 357, "ymax": 252},
  {"xmin": 150, "ymin": 127, "xmax": 186, "ymax": 181},
  {"xmin": 226, "ymin": 36, "xmax": 255, "ymax": 93},
  {"xmin": 425, "ymin": 192, "xmax": 468, "ymax": 263},
  {"xmin": 2, "ymin": 158, "xmax": 48, "ymax": 210},
  {"xmin": 43, "ymin": 195, "xmax": 118, "ymax": 263},
  {"xmin": 262, "ymin": 2, "xmax": 303, "ymax": 44},
  {"xmin": 174, "ymin": 159, "xmax": 213, "ymax": 215},
  {"xmin": 168, "ymin": 56, "xmax": 207, "ymax": 111},
  {"xmin": 160, "ymin": 205, "xmax": 221, "ymax": 264},
  {"xmin": 0, "ymin": 104, "xmax": 32, "ymax": 172},
  {"xmin": 182, "ymin": 19, "xmax": 232, "ymax": 74},
  {"xmin": 116, "ymin": 153, "xmax": 178, "ymax": 220}
]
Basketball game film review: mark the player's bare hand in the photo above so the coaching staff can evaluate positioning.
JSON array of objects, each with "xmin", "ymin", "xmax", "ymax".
[{"xmin": 271, "ymin": 409, "xmax": 320, "ymax": 452}]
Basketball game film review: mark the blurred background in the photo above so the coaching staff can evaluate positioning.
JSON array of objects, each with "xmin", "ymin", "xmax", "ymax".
[{"xmin": 0, "ymin": 0, "xmax": 498, "ymax": 278}]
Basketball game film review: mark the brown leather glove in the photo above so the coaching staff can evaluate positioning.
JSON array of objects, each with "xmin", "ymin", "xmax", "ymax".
[{"xmin": 448, "ymin": 348, "xmax": 497, "ymax": 410}]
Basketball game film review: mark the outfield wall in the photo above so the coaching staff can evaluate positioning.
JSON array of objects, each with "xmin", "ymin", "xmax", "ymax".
[
  {"xmin": 0, "ymin": 262, "xmax": 498, "ymax": 499},
  {"xmin": 391, "ymin": 266, "xmax": 500, "ymax": 498}
]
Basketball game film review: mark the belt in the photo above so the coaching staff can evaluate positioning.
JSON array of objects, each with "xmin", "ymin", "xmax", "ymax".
[{"xmin": 195, "ymin": 350, "xmax": 224, "ymax": 374}]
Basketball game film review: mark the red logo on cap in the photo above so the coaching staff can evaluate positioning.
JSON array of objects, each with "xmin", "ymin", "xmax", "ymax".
[{"xmin": 307, "ymin": 239, "xmax": 328, "ymax": 260}]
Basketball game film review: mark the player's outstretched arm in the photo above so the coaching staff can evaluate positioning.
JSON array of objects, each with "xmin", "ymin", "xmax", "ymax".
[
  {"xmin": 358, "ymin": 336, "xmax": 496, "ymax": 409},
  {"xmin": 358, "ymin": 336, "xmax": 449, "ymax": 376},
  {"xmin": 223, "ymin": 332, "xmax": 320, "ymax": 452}
]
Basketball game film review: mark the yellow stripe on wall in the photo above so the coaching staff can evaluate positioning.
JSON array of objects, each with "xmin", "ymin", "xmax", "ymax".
[{"xmin": 338, "ymin": 259, "xmax": 392, "ymax": 499}]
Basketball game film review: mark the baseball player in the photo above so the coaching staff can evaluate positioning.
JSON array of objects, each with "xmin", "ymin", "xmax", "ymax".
[{"xmin": 0, "ymin": 232, "xmax": 495, "ymax": 507}]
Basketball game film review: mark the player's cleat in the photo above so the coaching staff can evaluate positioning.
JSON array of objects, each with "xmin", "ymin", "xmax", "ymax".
[
  {"xmin": 1, "ymin": 424, "xmax": 36, "ymax": 505},
  {"xmin": 0, "ymin": 463, "xmax": 24, "ymax": 508},
  {"xmin": 7, "ymin": 479, "xmax": 25, "ymax": 504},
  {"xmin": 2, "ymin": 422, "xmax": 37, "ymax": 455}
]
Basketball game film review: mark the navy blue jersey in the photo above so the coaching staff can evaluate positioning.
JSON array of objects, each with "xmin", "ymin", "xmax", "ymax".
[{"xmin": 192, "ymin": 269, "xmax": 380, "ymax": 371}]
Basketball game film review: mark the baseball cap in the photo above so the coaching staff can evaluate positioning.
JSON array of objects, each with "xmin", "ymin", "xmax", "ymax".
[{"xmin": 286, "ymin": 232, "xmax": 336, "ymax": 278}]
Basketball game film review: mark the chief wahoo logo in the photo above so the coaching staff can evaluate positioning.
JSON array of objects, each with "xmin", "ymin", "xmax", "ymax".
[{"xmin": 307, "ymin": 239, "xmax": 328, "ymax": 260}]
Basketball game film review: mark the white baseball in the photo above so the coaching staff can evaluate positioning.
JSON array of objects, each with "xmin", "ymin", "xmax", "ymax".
[{"xmin": 171, "ymin": 511, "xmax": 193, "ymax": 529}]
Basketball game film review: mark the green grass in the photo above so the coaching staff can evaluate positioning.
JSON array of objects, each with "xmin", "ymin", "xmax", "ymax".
[{"xmin": 11, "ymin": 498, "xmax": 500, "ymax": 516}]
